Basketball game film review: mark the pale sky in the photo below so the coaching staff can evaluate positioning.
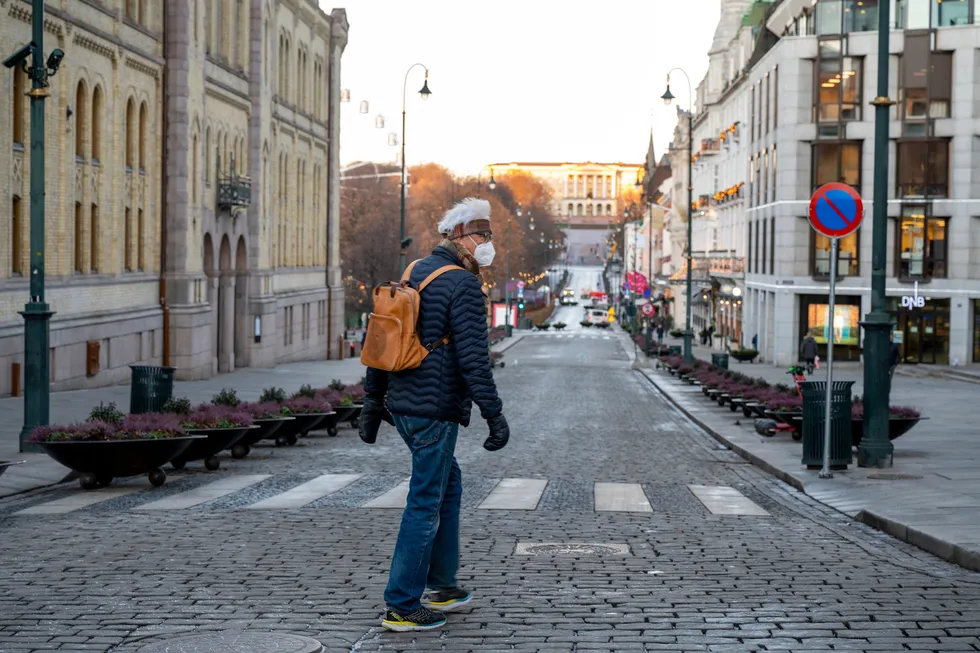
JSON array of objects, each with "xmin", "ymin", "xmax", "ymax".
[{"xmin": 322, "ymin": 0, "xmax": 721, "ymax": 176}]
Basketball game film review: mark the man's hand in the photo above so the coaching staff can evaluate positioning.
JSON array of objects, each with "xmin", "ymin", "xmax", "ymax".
[
  {"xmin": 483, "ymin": 414, "xmax": 510, "ymax": 452},
  {"xmin": 359, "ymin": 397, "xmax": 393, "ymax": 444}
]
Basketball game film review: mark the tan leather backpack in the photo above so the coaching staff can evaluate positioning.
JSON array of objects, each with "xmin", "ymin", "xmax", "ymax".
[{"xmin": 360, "ymin": 260, "xmax": 462, "ymax": 372}]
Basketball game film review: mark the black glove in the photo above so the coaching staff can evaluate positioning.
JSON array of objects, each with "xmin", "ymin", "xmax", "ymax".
[
  {"xmin": 359, "ymin": 397, "xmax": 393, "ymax": 444},
  {"xmin": 483, "ymin": 414, "xmax": 510, "ymax": 452}
]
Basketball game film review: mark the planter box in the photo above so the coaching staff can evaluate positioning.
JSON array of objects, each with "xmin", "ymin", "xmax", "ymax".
[
  {"xmin": 39, "ymin": 436, "xmax": 205, "ymax": 489},
  {"xmin": 850, "ymin": 417, "xmax": 923, "ymax": 448},
  {"xmin": 309, "ymin": 412, "xmax": 341, "ymax": 437},
  {"xmin": 270, "ymin": 413, "xmax": 330, "ymax": 446},
  {"xmin": 174, "ymin": 426, "xmax": 255, "ymax": 471},
  {"xmin": 232, "ymin": 417, "xmax": 294, "ymax": 459}
]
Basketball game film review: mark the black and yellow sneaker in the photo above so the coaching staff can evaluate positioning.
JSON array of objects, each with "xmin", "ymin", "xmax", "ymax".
[
  {"xmin": 423, "ymin": 588, "xmax": 473, "ymax": 613},
  {"xmin": 381, "ymin": 607, "xmax": 447, "ymax": 632}
]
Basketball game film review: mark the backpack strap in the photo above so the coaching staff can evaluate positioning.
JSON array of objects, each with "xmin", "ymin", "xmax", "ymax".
[
  {"xmin": 400, "ymin": 260, "xmax": 421, "ymax": 283},
  {"xmin": 418, "ymin": 265, "xmax": 463, "ymax": 292}
]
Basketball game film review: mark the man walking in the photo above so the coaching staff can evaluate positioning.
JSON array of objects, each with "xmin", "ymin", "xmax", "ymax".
[
  {"xmin": 359, "ymin": 198, "xmax": 510, "ymax": 632},
  {"xmin": 802, "ymin": 334, "xmax": 818, "ymax": 374}
]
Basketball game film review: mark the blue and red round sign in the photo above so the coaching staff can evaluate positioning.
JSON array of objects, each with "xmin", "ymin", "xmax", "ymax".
[{"xmin": 808, "ymin": 182, "xmax": 864, "ymax": 239}]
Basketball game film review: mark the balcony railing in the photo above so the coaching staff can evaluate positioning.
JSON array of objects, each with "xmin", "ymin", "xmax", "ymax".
[
  {"xmin": 699, "ymin": 138, "xmax": 721, "ymax": 155},
  {"xmin": 709, "ymin": 257, "xmax": 745, "ymax": 277},
  {"xmin": 217, "ymin": 172, "xmax": 252, "ymax": 210}
]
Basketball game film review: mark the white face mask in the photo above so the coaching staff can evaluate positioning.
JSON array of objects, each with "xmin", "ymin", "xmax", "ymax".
[{"xmin": 469, "ymin": 237, "xmax": 496, "ymax": 266}]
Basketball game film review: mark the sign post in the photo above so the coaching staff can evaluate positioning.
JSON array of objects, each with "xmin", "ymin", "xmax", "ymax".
[{"xmin": 808, "ymin": 182, "xmax": 865, "ymax": 479}]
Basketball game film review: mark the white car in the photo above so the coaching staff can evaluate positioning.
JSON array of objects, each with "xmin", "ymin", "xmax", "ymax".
[{"xmin": 587, "ymin": 309, "xmax": 608, "ymax": 325}]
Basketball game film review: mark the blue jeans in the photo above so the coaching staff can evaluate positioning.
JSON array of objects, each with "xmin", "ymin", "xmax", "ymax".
[{"xmin": 384, "ymin": 415, "xmax": 462, "ymax": 614}]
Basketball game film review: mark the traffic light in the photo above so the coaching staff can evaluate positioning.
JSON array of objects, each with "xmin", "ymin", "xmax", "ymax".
[{"xmin": 518, "ymin": 300, "xmax": 525, "ymax": 316}]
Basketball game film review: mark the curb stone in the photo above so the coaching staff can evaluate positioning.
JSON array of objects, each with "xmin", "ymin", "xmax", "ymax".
[{"xmin": 638, "ymin": 365, "xmax": 980, "ymax": 574}]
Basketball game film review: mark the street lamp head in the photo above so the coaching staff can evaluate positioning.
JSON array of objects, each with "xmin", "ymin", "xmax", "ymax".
[
  {"xmin": 661, "ymin": 84, "xmax": 675, "ymax": 106},
  {"xmin": 516, "ymin": 207, "xmax": 523, "ymax": 217},
  {"xmin": 488, "ymin": 176, "xmax": 496, "ymax": 191},
  {"xmin": 46, "ymin": 49, "xmax": 65, "ymax": 73},
  {"xmin": 419, "ymin": 76, "xmax": 432, "ymax": 100}
]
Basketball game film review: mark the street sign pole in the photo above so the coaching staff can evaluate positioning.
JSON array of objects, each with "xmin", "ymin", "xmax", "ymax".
[
  {"xmin": 820, "ymin": 237, "xmax": 839, "ymax": 479},
  {"xmin": 807, "ymin": 181, "xmax": 865, "ymax": 479}
]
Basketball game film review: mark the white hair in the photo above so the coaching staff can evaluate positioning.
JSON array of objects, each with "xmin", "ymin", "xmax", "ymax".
[{"xmin": 437, "ymin": 197, "xmax": 491, "ymax": 235}]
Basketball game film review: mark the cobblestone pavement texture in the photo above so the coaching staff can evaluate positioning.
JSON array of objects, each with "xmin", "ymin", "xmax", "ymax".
[{"xmin": 2, "ymin": 310, "xmax": 980, "ymax": 652}]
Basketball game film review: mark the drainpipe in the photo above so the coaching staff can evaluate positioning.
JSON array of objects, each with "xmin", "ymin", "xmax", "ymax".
[{"xmin": 159, "ymin": 6, "xmax": 171, "ymax": 366}]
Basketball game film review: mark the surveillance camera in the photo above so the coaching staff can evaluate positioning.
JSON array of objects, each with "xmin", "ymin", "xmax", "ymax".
[
  {"xmin": 3, "ymin": 42, "xmax": 35, "ymax": 70},
  {"xmin": 46, "ymin": 48, "xmax": 64, "ymax": 72}
]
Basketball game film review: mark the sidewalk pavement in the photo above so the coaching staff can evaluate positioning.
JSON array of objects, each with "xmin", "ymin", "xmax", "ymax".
[
  {"xmin": 641, "ymin": 341, "xmax": 980, "ymax": 572},
  {"xmin": 0, "ymin": 357, "xmax": 368, "ymax": 499}
]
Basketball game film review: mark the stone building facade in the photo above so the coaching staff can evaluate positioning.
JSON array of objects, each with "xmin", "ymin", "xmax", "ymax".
[{"xmin": 0, "ymin": 0, "xmax": 348, "ymax": 395}]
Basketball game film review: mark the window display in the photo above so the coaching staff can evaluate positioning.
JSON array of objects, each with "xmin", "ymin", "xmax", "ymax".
[{"xmin": 806, "ymin": 304, "xmax": 860, "ymax": 346}]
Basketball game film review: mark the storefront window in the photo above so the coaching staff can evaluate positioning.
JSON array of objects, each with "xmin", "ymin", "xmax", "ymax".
[
  {"xmin": 974, "ymin": 300, "xmax": 980, "ymax": 363},
  {"xmin": 813, "ymin": 231, "xmax": 859, "ymax": 277},
  {"xmin": 897, "ymin": 205, "xmax": 947, "ymax": 278},
  {"xmin": 844, "ymin": 0, "xmax": 878, "ymax": 31},
  {"xmin": 800, "ymin": 294, "xmax": 863, "ymax": 360},
  {"xmin": 932, "ymin": 0, "xmax": 969, "ymax": 26}
]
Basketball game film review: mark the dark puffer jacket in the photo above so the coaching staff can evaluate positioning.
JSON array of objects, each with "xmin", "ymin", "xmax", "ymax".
[{"xmin": 364, "ymin": 246, "xmax": 503, "ymax": 427}]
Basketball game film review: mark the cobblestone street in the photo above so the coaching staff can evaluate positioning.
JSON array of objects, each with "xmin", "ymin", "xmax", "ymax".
[{"xmin": 2, "ymin": 331, "xmax": 980, "ymax": 652}]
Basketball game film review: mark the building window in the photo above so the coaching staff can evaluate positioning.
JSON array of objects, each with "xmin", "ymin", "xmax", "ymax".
[
  {"xmin": 844, "ymin": 0, "xmax": 879, "ymax": 31},
  {"xmin": 897, "ymin": 205, "xmax": 947, "ymax": 279},
  {"xmin": 12, "ymin": 68, "xmax": 26, "ymax": 146},
  {"xmin": 11, "ymin": 195, "xmax": 23, "ymax": 275},
  {"xmin": 763, "ymin": 151, "xmax": 769, "ymax": 203},
  {"xmin": 138, "ymin": 103, "xmax": 147, "ymax": 172},
  {"xmin": 812, "ymin": 141, "xmax": 861, "ymax": 191},
  {"xmin": 750, "ymin": 86, "xmax": 756, "ymax": 142},
  {"xmin": 761, "ymin": 218, "xmax": 767, "ymax": 275},
  {"xmin": 91, "ymin": 87, "xmax": 103, "ymax": 162},
  {"xmin": 816, "ymin": 0, "xmax": 843, "ymax": 34},
  {"xmin": 769, "ymin": 218, "xmax": 775, "ymax": 274},
  {"xmin": 765, "ymin": 73, "xmax": 771, "ymax": 134},
  {"xmin": 754, "ymin": 156, "xmax": 762, "ymax": 205},
  {"xmin": 897, "ymin": 139, "xmax": 949, "ymax": 198},
  {"xmin": 754, "ymin": 220, "xmax": 760, "ymax": 273},
  {"xmin": 900, "ymin": 36, "xmax": 951, "ymax": 124},
  {"xmin": 813, "ymin": 231, "xmax": 859, "ymax": 277},
  {"xmin": 747, "ymin": 220, "xmax": 753, "ymax": 274},
  {"xmin": 815, "ymin": 52, "xmax": 862, "ymax": 123},
  {"xmin": 896, "ymin": 0, "xmax": 932, "ymax": 28},
  {"xmin": 771, "ymin": 146, "xmax": 777, "ymax": 203},
  {"xmin": 773, "ymin": 66, "xmax": 778, "ymax": 127},
  {"xmin": 137, "ymin": 208, "xmax": 145, "ymax": 271},
  {"xmin": 125, "ymin": 99, "xmax": 135, "ymax": 168},
  {"xmin": 90, "ymin": 204, "xmax": 99, "ymax": 273},
  {"xmin": 74, "ymin": 81, "xmax": 87, "ymax": 159},
  {"xmin": 74, "ymin": 202, "xmax": 83, "ymax": 273},
  {"xmin": 125, "ymin": 207, "xmax": 132, "ymax": 271},
  {"xmin": 931, "ymin": 0, "xmax": 969, "ymax": 26}
]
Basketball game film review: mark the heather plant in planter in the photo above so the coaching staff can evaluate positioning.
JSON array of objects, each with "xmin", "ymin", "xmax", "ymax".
[
  {"xmin": 161, "ymin": 396, "xmax": 192, "ymax": 415},
  {"xmin": 315, "ymin": 388, "xmax": 343, "ymax": 406},
  {"xmin": 293, "ymin": 384, "xmax": 317, "ymax": 399},
  {"xmin": 259, "ymin": 387, "xmax": 287, "ymax": 403},
  {"xmin": 283, "ymin": 396, "xmax": 332, "ymax": 415},
  {"xmin": 240, "ymin": 401, "xmax": 289, "ymax": 419},
  {"xmin": 328, "ymin": 379, "xmax": 347, "ymax": 392},
  {"xmin": 183, "ymin": 404, "xmax": 255, "ymax": 430},
  {"xmin": 766, "ymin": 395, "xmax": 803, "ymax": 412},
  {"xmin": 851, "ymin": 401, "xmax": 921, "ymax": 420},
  {"xmin": 212, "ymin": 388, "xmax": 241, "ymax": 407},
  {"xmin": 343, "ymin": 384, "xmax": 366, "ymax": 403},
  {"xmin": 88, "ymin": 402, "xmax": 124, "ymax": 425}
]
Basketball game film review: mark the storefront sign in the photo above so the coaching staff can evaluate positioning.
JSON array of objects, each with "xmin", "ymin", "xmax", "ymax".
[{"xmin": 900, "ymin": 281, "xmax": 924, "ymax": 309}]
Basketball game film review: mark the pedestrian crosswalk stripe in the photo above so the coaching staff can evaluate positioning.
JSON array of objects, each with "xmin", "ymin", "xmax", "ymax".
[
  {"xmin": 361, "ymin": 479, "xmax": 411, "ymax": 508},
  {"xmin": 245, "ymin": 473, "xmax": 363, "ymax": 510},
  {"xmin": 688, "ymin": 485, "xmax": 769, "ymax": 516},
  {"xmin": 13, "ymin": 487, "xmax": 145, "ymax": 515},
  {"xmin": 478, "ymin": 478, "xmax": 548, "ymax": 510},
  {"xmin": 135, "ymin": 475, "xmax": 271, "ymax": 510},
  {"xmin": 594, "ymin": 482, "xmax": 653, "ymax": 513}
]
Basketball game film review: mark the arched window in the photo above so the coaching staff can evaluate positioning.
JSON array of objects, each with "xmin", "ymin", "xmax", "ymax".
[
  {"xmin": 11, "ymin": 195, "xmax": 23, "ymax": 275},
  {"xmin": 138, "ymin": 102, "xmax": 148, "ymax": 171},
  {"xmin": 215, "ymin": 0, "xmax": 225, "ymax": 60},
  {"xmin": 205, "ymin": 0, "xmax": 213, "ymax": 52},
  {"xmin": 205, "ymin": 127, "xmax": 212, "ymax": 183},
  {"xmin": 125, "ymin": 207, "xmax": 132, "ymax": 271},
  {"xmin": 12, "ymin": 68, "xmax": 26, "ymax": 146},
  {"xmin": 90, "ymin": 203, "xmax": 100, "ymax": 272},
  {"xmin": 137, "ymin": 208, "xmax": 144, "ymax": 271},
  {"xmin": 567, "ymin": 203, "xmax": 573, "ymax": 215},
  {"xmin": 74, "ymin": 81, "xmax": 87, "ymax": 158},
  {"xmin": 125, "ymin": 98, "xmax": 136, "ymax": 168},
  {"xmin": 91, "ymin": 86, "xmax": 103, "ymax": 162},
  {"xmin": 74, "ymin": 202, "xmax": 84, "ymax": 273},
  {"xmin": 577, "ymin": 203, "xmax": 583, "ymax": 216},
  {"xmin": 191, "ymin": 132, "xmax": 199, "ymax": 204}
]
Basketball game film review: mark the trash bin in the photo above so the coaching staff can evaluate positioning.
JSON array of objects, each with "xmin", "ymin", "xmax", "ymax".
[
  {"xmin": 711, "ymin": 353, "xmax": 729, "ymax": 369},
  {"xmin": 668, "ymin": 345, "xmax": 682, "ymax": 357},
  {"xmin": 800, "ymin": 381, "xmax": 853, "ymax": 470},
  {"xmin": 129, "ymin": 365, "xmax": 176, "ymax": 414}
]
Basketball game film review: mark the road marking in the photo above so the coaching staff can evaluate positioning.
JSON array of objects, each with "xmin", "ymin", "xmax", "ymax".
[
  {"xmin": 135, "ymin": 475, "xmax": 271, "ymax": 510},
  {"xmin": 688, "ymin": 485, "xmax": 769, "ymax": 516},
  {"xmin": 362, "ymin": 479, "xmax": 411, "ymax": 508},
  {"xmin": 14, "ymin": 486, "xmax": 145, "ymax": 515},
  {"xmin": 594, "ymin": 482, "xmax": 653, "ymax": 513},
  {"xmin": 244, "ymin": 473, "xmax": 363, "ymax": 509},
  {"xmin": 479, "ymin": 478, "xmax": 548, "ymax": 510}
]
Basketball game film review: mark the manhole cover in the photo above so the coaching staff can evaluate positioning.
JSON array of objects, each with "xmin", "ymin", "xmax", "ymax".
[
  {"xmin": 867, "ymin": 473, "xmax": 923, "ymax": 481},
  {"xmin": 136, "ymin": 633, "xmax": 323, "ymax": 653},
  {"xmin": 515, "ymin": 542, "xmax": 630, "ymax": 556}
]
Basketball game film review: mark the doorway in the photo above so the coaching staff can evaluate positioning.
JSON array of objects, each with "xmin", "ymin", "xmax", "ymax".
[{"xmin": 894, "ymin": 299, "xmax": 950, "ymax": 364}]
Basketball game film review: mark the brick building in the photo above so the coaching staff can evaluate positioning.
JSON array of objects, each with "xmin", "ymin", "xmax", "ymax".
[{"xmin": 0, "ymin": 0, "xmax": 348, "ymax": 394}]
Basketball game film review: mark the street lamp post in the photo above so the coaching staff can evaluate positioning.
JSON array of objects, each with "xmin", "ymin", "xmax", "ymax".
[
  {"xmin": 662, "ymin": 70, "xmax": 695, "ymax": 366},
  {"xmin": 478, "ymin": 165, "xmax": 496, "ymax": 193},
  {"xmin": 5, "ymin": 1, "xmax": 64, "ymax": 452},
  {"xmin": 858, "ymin": 1, "xmax": 895, "ymax": 467},
  {"xmin": 399, "ymin": 63, "xmax": 432, "ymax": 275}
]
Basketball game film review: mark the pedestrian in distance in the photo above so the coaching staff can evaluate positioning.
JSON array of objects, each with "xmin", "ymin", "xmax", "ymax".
[
  {"xmin": 802, "ymin": 334, "xmax": 818, "ymax": 375},
  {"xmin": 359, "ymin": 197, "xmax": 510, "ymax": 633}
]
